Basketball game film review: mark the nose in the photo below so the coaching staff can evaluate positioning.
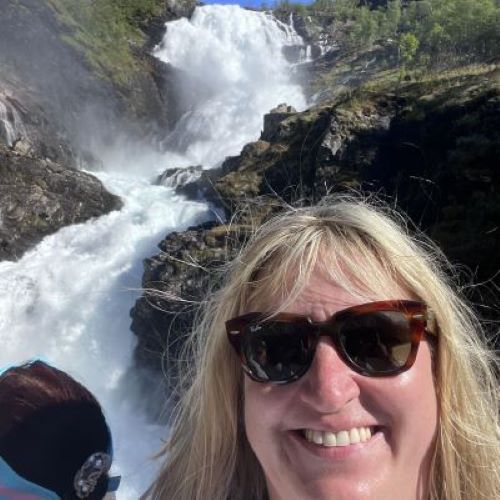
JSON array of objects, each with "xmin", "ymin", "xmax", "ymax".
[{"xmin": 297, "ymin": 337, "xmax": 360, "ymax": 413}]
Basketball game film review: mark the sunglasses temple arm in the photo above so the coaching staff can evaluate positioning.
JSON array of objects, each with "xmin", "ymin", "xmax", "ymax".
[{"xmin": 425, "ymin": 309, "xmax": 438, "ymax": 336}]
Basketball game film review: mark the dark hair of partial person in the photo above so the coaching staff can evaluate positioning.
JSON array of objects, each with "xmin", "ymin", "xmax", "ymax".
[{"xmin": 0, "ymin": 360, "xmax": 112, "ymax": 499}]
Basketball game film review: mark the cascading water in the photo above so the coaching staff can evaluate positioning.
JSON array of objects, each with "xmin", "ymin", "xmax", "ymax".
[
  {"xmin": 154, "ymin": 5, "xmax": 306, "ymax": 167},
  {"xmin": 0, "ymin": 94, "xmax": 26, "ymax": 147},
  {"xmin": 0, "ymin": 6, "xmax": 306, "ymax": 498}
]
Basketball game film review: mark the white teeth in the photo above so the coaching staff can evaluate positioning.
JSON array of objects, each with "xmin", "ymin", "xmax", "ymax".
[
  {"xmin": 349, "ymin": 428, "xmax": 361, "ymax": 444},
  {"xmin": 312, "ymin": 430, "xmax": 323, "ymax": 445},
  {"xmin": 303, "ymin": 426, "xmax": 374, "ymax": 447},
  {"xmin": 323, "ymin": 432, "xmax": 336, "ymax": 446},
  {"xmin": 359, "ymin": 427, "xmax": 366, "ymax": 442},
  {"xmin": 336, "ymin": 430, "xmax": 349, "ymax": 446}
]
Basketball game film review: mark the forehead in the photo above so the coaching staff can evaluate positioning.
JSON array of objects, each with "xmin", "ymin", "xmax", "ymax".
[
  {"xmin": 241, "ymin": 226, "xmax": 420, "ymax": 318},
  {"xmin": 282, "ymin": 271, "xmax": 413, "ymax": 321},
  {"xmin": 247, "ymin": 262, "xmax": 414, "ymax": 319}
]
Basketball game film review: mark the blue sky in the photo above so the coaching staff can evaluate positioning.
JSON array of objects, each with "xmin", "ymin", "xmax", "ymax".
[{"xmin": 201, "ymin": 0, "xmax": 314, "ymax": 8}]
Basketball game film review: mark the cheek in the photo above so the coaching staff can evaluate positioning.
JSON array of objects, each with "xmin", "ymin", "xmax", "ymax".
[
  {"xmin": 244, "ymin": 380, "xmax": 272, "ymax": 445},
  {"xmin": 243, "ymin": 379, "xmax": 289, "ymax": 458},
  {"xmin": 366, "ymin": 342, "xmax": 438, "ymax": 453},
  {"xmin": 402, "ymin": 343, "xmax": 438, "ymax": 432}
]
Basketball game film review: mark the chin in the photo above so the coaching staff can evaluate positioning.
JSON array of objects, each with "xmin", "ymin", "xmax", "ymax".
[
  {"xmin": 303, "ymin": 478, "xmax": 377, "ymax": 500},
  {"xmin": 268, "ymin": 476, "xmax": 388, "ymax": 500}
]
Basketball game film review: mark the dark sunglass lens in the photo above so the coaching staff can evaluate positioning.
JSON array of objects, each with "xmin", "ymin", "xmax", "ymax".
[
  {"xmin": 338, "ymin": 311, "xmax": 412, "ymax": 374},
  {"xmin": 242, "ymin": 322, "xmax": 313, "ymax": 382}
]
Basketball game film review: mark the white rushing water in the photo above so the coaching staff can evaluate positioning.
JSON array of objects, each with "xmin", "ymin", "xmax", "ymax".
[
  {"xmin": 0, "ymin": 5, "xmax": 306, "ymax": 498},
  {"xmin": 0, "ymin": 94, "xmax": 26, "ymax": 147},
  {"xmin": 154, "ymin": 4, "xmax": 306, "ymax": 167}
]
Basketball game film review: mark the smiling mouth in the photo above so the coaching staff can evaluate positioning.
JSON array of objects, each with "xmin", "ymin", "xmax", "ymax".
[{"xmin": 300, "ymin": 426, "xmax": 378, "ymax": 447}]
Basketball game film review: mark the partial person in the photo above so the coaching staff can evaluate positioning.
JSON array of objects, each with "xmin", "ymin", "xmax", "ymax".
[
  {"xmin": 147, "ymin": 196, "xmax": 499, "ymax": 500},
  {"xmin": 0, "ymin": 360, "xmax": 120, "ymax": 499}
]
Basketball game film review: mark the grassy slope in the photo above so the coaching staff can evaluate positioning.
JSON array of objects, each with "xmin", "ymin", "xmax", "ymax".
[{"xmin": 46, "ymin": 0, "xmax": 167, "ymax": 87}]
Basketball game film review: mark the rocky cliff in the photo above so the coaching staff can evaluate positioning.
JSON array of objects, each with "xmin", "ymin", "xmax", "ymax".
[{"xmin": 0, "ymin": 0, "xmax": 197, "ymax": 157}]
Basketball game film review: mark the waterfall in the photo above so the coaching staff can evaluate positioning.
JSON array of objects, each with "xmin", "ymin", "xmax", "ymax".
[
  {"xmin": 0, "ymin": 94, "xmax": 26, "ymax": 147},
  {"xmin": 0, "ymin": 6, "xmax": 306, "ymax": 498},
  {"xmin": 154, "ymin": 5, "xmax": 306, "ymax": 167}
]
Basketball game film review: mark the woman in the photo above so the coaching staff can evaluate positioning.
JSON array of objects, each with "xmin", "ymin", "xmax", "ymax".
[
  {"xmin": 148, "ymin": 196, "xmax": 499, "ymax": 499},
  {"xmin": 0, "ymin": 360, "xmax": 120, "ymax": 499}
]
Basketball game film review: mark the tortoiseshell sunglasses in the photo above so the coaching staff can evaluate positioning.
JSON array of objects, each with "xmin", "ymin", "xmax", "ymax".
[{"xmin": 226, "ymin": 300, "xmax": 437, "ymax": 384}]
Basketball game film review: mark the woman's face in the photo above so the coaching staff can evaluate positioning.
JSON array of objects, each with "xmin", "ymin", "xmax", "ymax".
[{"xmin": 244, "ymin": 271, "xmax": 438, "ymax": 500}]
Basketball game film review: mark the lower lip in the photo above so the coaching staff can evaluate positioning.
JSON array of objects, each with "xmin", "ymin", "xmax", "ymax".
[{"xmin": 288, "ymin": 429, "xmax": 383, "ymax": 461}]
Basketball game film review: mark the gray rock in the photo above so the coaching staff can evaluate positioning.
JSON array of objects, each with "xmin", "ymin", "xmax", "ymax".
[
  {"xmin": 130, "ymin": 221, "xmax": 250, "ymax": 387},
  {"xmin": 0, "ymin": 146, "xmax": 122, "ymax": 260},
  {"xmin": 261, "ymin": 103, "xmax": 297, "ymax": 141},
  {"xmin": 156, "ymin": 165, "xmax": 203, "ymax": 188}
]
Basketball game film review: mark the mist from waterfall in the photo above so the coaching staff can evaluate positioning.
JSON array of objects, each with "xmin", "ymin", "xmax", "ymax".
[{"xmin": 0, "ymin": 6, "xmax": 306, "ymax": 498}]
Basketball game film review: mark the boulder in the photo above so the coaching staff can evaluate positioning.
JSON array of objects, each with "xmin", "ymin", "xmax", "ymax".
[
  {"xmin": 0, "ymin": 146, "xmax": 122, "ymax": 260},
  {"xmin": 156, "ymin": 164, "xmax": 228, "ymax": 201},
  {"xmin": 156, "ymin": 165, "xmax": 204, "ymax": 188},
  {"xmin": 261, "ymin": 103, "xmax": 298, "ymax": 141}
]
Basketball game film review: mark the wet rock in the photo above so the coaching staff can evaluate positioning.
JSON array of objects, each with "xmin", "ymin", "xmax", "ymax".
[
  {"xmin": 11, "ymin": 138, "xmax": 33, "ymax": 156},
  {"xmin": 156, "ymin": 165, "xmax": 204, "ymax": 188},
  {"xmin": 0, "ymin": 85, "xmax": 77, "ymax": 166},
  {"xmin": 156, "ymin": 164, "xmax": 228, "ymax": 202},
  {"xmin": 0, "ymin": 146, "xmax": 122, "ymax": 261}
]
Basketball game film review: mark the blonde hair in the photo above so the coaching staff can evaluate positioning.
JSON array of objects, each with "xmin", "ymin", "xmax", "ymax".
[{"xmin": 147, "ymin": 195, "xmax": 499, "ymax": 500}]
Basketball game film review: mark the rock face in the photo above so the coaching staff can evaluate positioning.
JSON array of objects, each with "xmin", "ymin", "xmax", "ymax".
[
  {"xmin": 261, "ymin": 104, "xmax": 298, "ymax": 141},
  {"xmin": 0, "ymin": 146, "xmax": 122, "ymax": 260},
  {"xmin": 131, "ymin": 66, "xmax": 500, "ymax": 380},
  {"xmin": 275, "ymin": 8, "xmax": 399, "ymax": 102},
  {"xmin": 0, "ymin": 85, "xmax": 77, "ymax": 166},
  {"xmin": 130, "ymin": 221, "xmax": 250, "ymax": 377}
]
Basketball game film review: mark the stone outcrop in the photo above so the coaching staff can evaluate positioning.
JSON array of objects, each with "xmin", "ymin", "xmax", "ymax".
[
  {"xmin": 261, "ymin": 104, "xmax": 298, "ymax": 141},
  {"xmin": 130, "ymin": 66, "xmax": 500, "ymax": 378},
  {"xmin": 130, "ymin": 221, "xmax": 250, "ymax": 377},
  {"xmin": 0, "ymin": 146, "xmax": 122, "ymax": 260}
]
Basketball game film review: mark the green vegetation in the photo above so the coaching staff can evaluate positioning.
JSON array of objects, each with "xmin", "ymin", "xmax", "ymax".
[
  {"xmin": 46, "ymin": 0, "xmax": 169, "ymax": 86},
  {"xmin": 274, "ymin": 0, "xmax": 500, "ymax": 71}
]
